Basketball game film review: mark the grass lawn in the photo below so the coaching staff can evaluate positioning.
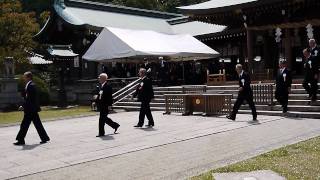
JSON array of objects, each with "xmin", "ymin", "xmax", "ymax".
[
  {"xmin": 192, "ymin": 136, "xmax": 320, "ymax": 180},
  {"xmin": 0, "ymin": 106, "xmax": 97, "ymax": 125}
]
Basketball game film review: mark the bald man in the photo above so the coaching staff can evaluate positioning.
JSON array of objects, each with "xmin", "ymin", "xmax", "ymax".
[
  {"xmin": 227, "ymin": 64, "xmax": 257, "ymax": 121},
  {"xmin": 96, "ymin": 73, "xmax": 120, "ymax": 137}
]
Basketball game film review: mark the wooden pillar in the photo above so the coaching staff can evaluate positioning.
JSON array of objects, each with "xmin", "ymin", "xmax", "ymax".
[
  {"xmin": 284, "ymin": 29, "xmax": 292, "ymax": 69},
  {"xmin": 246, "ymin": 29, "xmax": 254, "ymax": 74}
]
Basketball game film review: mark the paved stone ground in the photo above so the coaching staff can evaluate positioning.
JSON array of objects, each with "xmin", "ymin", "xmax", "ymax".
[{"xmin": 0, "ymin": 111, "xmax": 320, "ymax": 180}]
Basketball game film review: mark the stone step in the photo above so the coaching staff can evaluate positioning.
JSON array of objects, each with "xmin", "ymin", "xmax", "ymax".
[
  {"xmin": 112, "ymin": 106, "xmax": 320, "ymax": 119},
  {"xmin": 122, "ymin": 97, "xmax": 320, "ymax": 106},
  {"xmin": 112, "ymin": 105, "xmax": 164, "ymax": 111},
  {"xmin": 115, "ymin": 98, "xmax": 320, "ymax": 112},
  {"xmin": 238, "ymin": 109, "xmax": 320, "ymax": 119},
  {"xmin": 154, "ymin": 88, "xmax": 318, "ymax": 96},
  {"xmin": 287, "ymin": 99, "xmax": 320, "ymax": 105},
  {"xmin": 115, "ymin": 102, "xmax": 165, "ymax": 107},
  {"xmin": 238, "ymin": 104, "xmax": 320, "ymax": 112}
]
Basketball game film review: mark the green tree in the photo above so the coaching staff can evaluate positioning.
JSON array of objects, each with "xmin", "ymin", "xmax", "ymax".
[{"xmin": 0, "ymin": 0, "xmax": 39, "ymax": 73}]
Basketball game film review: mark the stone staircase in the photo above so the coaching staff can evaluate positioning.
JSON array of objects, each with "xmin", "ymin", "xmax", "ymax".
[{"xmin": 113, "ymin": 83, "xmax": 320, "ymax": 119}]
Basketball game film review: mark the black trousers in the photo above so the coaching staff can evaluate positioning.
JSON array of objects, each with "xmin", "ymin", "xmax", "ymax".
[
  {"xmin": 303, "ymin": 75, "xmax": 318, "ymax": 100},
  {"xmin": 275, "ymin": 89, "xmax": 289, "ymax": 109},
  {"xmin": 138, "ymin": 101, "xmax": 154, "ymax": 126},
  {"xmin": 231, "ymin": 93, "xmax": 257, "ymax": 119},
  {"xmin": 99, "ymin": 109, "xmax": 119, "ymax": 135},
  {"xmin": 16, "ymin": 112, "xmax": 49, "ymax": 142}
]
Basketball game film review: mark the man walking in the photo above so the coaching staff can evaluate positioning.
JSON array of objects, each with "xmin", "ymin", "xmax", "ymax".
[
  {"xmin": 227, "ymin": 64, "xmax": 257, "ymax": 121},
  {"xmin": 133, "ymin": 68, "xmax": 155, "ymax": 128},
  {"xmin": 14, "ymin": 72, "xmax": 50, "ymax": 145},
  {"xmin": 96, "ymin": 73, "xmax": 120, "ymax": 137},
  {"xmin": 302, "ymin": 49, "xmax": 319, "ymax": 102},
  {"xmin": 275, "ymin": 60, "xmax": 292, "ymax": 113}
]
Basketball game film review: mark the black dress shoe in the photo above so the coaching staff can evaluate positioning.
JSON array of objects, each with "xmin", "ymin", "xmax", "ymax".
[
  {"xmin": 134, "ymin": 125, "xmax": 142, "ymax": 128},
  {"xmin": 253, "ymin": 117, "xmax": 258, "ymax": 121},
  {"xmin": 13, "ymin": 141, "xmax": 25, "ymax": 146},
  {"xmin": 40, "ymin": 140, "xmax": 48, "ymax": 144},
  {"xmin": 96, "ymin": 135, "xmax": 105, "ymax": 137},
  {"xmin": 226, "ymin": 115, "xmax": 235, "ymax": 121},
  {"xmin": 145, "ymin": 124, "xmax": 154, "ymax": 128},
  {"xmin": 114, "ymin": 125, "xmax": 120, "ymax": 134}
]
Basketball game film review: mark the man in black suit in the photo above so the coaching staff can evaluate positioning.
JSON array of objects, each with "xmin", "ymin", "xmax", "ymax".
[
  {"xmin": 227, "ymin": 64, "xmax": 257, "ymax": 121},
  {"xmin": 308, "ymin": 39, "xmax": 320, "ymax": 60},
  {"xmin": 275, "ymin": 60, "xmax": 292, "ymax": 113},
  {"xmin": 133, "ymin": 68, "xmax": 155, "ymax": 127},
  {"xmin": 14, "ymin": 72, "xmax": 50, "ymax": 146},
  {"xmin": 302, "ymin": 49, "xmax": 319, "ymax": 102},
  {"xmin": 96, "ymin": 73, "xmax": 120, "ymax": 137}
]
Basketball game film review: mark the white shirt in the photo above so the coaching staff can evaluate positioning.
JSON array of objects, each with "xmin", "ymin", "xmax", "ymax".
[
  {"xmin": 239, "ymin": 70, "xmax": 244, "ymax": 78},
  {"xmin": 101, "ymin": 82, "xmax": 106, "ymax": 88},
  {"xmin": 25, "ymin": 80, "xmax": 32, "ymax": 90},
  {"xmin": 280, "ymin": 67, "xmax": 286, "ymax": 74}
]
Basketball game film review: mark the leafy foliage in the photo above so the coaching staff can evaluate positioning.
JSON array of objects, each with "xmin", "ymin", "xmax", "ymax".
[{"xmin": 0, "ymin": 0, "xmax": 39, "ymax": 73}]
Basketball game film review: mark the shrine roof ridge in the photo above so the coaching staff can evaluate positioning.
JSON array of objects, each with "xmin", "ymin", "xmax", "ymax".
[{"xmin": 65, "ymin": 0, "xmax": 183, "ymax": 19}]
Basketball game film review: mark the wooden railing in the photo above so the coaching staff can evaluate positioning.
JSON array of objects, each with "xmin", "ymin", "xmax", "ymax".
[
  {"xmin": 164, "ymin": 94, "xmax": 186, "ymax": 114},
  {"xmin": 164, "ymin": 94, "xmax": 232, "ymax": 116},
  {"xmin": 182, "ymin": 85, "xmax": 207, "ymax": 94},
  {"xmin": 207, "ymin": 74, "xmax": 226, "ymax": 86},
  {"xmin": 251, "ymin": 83, "xmax": 274, "ymax": 105}
]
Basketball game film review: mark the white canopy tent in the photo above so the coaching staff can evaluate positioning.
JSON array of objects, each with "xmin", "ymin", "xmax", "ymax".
[{"xmin": 83, "ymin": 27, "xmax": 219, "ymax": 62}]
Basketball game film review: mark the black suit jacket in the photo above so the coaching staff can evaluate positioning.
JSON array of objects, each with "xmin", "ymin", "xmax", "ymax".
[
  {"xmin": 238, "ymin": 71, "xmax": 253, "ymax": 96},
  {"xmin": 304, "ymin": 55, "xmax": 319, "ymax": 76},
  {"xmin": 276, "ymin": 68, "xmax": 292, "ymax": 93},
  {"xmin": 23, "ymin": 82, "xmax": 41, "ymax": 113},
  {"xmin": 133, "ymin": 77, "xmax": 154, "ymax": 103},
  {"xmin": 97, "ymin": 83, "xmax": 113, "ymax": 112},
  {"xmin": 309, "ymin": 46, "xmax": 320, "ymax": 58}
]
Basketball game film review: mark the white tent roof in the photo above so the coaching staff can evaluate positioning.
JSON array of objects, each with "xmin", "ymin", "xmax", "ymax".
[{"xmin": 83, "ymin": 27, "xmax": 219, "ymax": 62}]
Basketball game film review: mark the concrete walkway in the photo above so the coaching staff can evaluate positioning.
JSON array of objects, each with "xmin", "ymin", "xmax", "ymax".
[{"xmin": 0, "ymin": 112, "xmax": 319, "ymax": 180}]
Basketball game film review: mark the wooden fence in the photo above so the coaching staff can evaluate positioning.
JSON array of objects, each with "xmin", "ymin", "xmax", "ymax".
[
  {"xmin": 164, "ymin": 94, "xmax": 233, "ymax": 116},
  {"xmin": 251, "ymin": 83, "xmax": 274, "ymax": 105}
]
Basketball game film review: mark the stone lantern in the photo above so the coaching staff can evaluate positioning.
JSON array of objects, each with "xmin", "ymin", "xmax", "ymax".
[
  {"xmin": 3, "ymin": 57, "xmax": 15, "ymax": 78},
  {"xmin": 0, "ymin": 57, "xmax": 21, "ymax": 111}
]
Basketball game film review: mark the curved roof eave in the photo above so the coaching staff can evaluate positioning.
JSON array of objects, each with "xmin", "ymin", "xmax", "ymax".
[
  {"xmin": 54, "ymin": 3, "xmax": 84, "ymax": 25},
  {"xmin": 33, "ymin": 16, "xmax": 51, "ymax": 39}
]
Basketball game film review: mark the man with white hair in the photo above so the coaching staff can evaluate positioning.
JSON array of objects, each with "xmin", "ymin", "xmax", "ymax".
[
  {"xmin": 133, "ymin": 68, "xmax": 155, "ymax": 127},
  {"xmin": 303, "ymin": 49, "xmax": 318, "ymax": 102},
  {"xmin": 308, "ymin": 39, "xmax": 320, "ymax": 58},
  {"xmin": 96, "ymin": 73, "xmax": 120, "ymax": 137},
  {"xmin": 227, "ymin": 64, "xmax": 257, "ymax": 121}
]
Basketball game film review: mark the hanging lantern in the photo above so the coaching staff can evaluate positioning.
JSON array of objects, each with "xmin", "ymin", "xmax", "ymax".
[
  {"xmin": 306, "ymin": 24, "xmax": 314, "ymax": 39},
  {"xmin": 275, "ymin": 27, "xmax": 282, "ymax": 43}
]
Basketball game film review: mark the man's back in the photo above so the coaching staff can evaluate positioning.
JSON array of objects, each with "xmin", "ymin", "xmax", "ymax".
[{"xmin": 24, "ymin": 82, "xmax": 40, "ymax": 113}]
